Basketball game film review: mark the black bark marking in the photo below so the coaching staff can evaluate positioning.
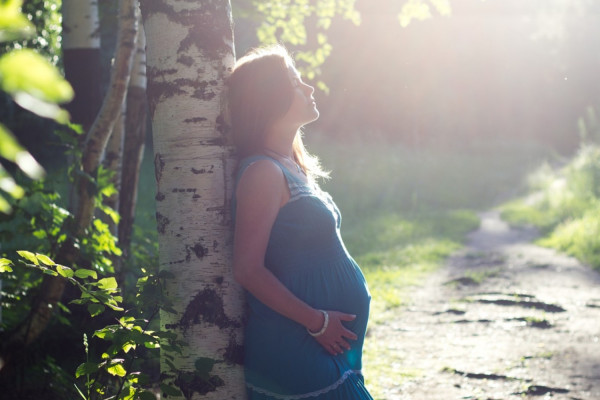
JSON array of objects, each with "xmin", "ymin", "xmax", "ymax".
[
  {"xmin": 191, "ymin": 80, "xmax": 216, "ymax": 101},
  {"xmin": 214, "ymin": 276, "xmax": 223, "ymax": 285},
  {"xmin": 154, "ymin": 153, "xmax": 165, "ymax": 183},
  {"xmin": 155, "ymin": 192, "xmax": 165, "ymax": 201},
  {"xmin": 183, "ymin": 117, "xmax": 207, "ymax": 124},
  {"xmin": 139, "ymin": 1, "xmax": 176, "ymax": 23},
  {"xmin": 167, "ymin": 287, "xmax": 241, "ymax": 333},
  {"xmin": 146, "ymin": 67, "xmax": 184, "ymax": 119},
  {"xmin": 204, "ymin": 137, "xmax": 226, "ymax": 146},
  {"xmin": 177, "ymin": 54, "xmax": 194, "ymax": 67},
  {"xmin": 186, "ymin": 242, "xmax": 208, "ymax": 260},
  {"xmin": 140, "ymin": 0, "xmax": 233, "ymax": 62},
  {"xmin": 177, "ymin": 3, "xmax": 233, "ymax": 60},
  {"xmin": 224, "ymin": 335, "xmax": 244, "ymax": 365},
  {"xmin": 156, "ymin": 212, "xmax": 170, "ymax": 234},
  {"xmin": 175, "ymin": 371, "xmax": 225, "ymax": 398},
  {"xmin": 215, "ymin": 113, "xmax": 230, "ymax": 138}
]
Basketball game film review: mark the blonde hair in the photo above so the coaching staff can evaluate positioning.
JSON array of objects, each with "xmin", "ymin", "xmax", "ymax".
[{"xmin": 225, "ymin": 44, "xmax": 328, "ymax": 181}]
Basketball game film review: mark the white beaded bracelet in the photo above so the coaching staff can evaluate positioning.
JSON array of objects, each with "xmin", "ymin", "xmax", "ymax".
[{"xmin": 307, "ymin": 310, "xmax": 329, "ymax": 337}]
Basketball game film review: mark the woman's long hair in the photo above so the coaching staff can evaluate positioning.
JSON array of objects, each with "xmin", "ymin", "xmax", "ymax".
[{"xmin": 225, "ymin": 44, "xmax": 328, "ymax": 180}]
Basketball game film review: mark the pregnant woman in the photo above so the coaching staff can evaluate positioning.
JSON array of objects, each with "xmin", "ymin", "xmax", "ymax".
[{"xmin": 227, "ymin": 44, "xmax": 373, "ymax": 400}]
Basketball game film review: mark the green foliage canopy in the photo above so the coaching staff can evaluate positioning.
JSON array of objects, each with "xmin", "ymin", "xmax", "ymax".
[{"xmin": 0, "ymin": 0, "xmax": 71, "ymax": 213}]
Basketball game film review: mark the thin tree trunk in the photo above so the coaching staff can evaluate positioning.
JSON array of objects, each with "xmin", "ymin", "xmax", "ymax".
[
  {"xmin": 103, "ymin": 102, "xmax": 125, "ymax": 236},
  {"xmin": 140, "ymin": 0, "xmax": 244, "ymax": 398},
  {"xmin": 62, "ymin": 0, "xmax": 102, "ymax": 131},
  {"xmin": 62, "ymin": 0, "xmax": 102, "ymax": 211},
  {"xmin": 76, "ymin": 0, "xmax": 139, "ymax": 231},
  {"xmin": 118, "ymin": 12, "xmax": 148, "ymax": 266}
]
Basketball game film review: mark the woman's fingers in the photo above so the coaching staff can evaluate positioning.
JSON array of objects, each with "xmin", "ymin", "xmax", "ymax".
[
  {"xmin": 342, "ymin": 327, "xmax": 358, "ymax": 341},
  {"xmin": 313, "ymin": 310, "xmax": 360, "ymax": 354},
  {"xmin": 339, "ymin": 313, "xmax": 356, "ymax": 321}
]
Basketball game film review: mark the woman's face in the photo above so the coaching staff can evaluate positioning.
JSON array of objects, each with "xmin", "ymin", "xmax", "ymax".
[{"xmin": 278, "ymin": 64, "xmax": 319, "ymax": 129}]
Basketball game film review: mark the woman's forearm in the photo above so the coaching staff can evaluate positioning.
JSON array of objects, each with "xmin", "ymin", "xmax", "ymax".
[{"xmin": 234, "ymin": 265, "xmax": 324, "ymax": 332}]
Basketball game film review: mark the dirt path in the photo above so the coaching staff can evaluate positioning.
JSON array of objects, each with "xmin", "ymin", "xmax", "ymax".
[{"xmin": 371, "ymin": 210, "xmax": 600, "ymax": 400}]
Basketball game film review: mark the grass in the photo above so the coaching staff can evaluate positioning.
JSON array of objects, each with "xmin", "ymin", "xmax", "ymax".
[
  {"xmin": 306, "ymin": 135, "xmax": 548, "ymax": 398},
  {"xmin": 500, "ymin": 144, "xmax": 600, "ymax": 270}
]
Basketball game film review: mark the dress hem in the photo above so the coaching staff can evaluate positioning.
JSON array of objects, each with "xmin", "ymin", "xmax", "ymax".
[{"xmin": 247, "ymin": 369, "xmax": 363, "ymax": 400}]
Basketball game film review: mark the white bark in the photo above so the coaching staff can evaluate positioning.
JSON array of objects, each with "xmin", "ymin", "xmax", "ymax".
[
  {"xmin": 103, "ymin": 101, "xmax": 125, "ymax": 235},
  {"xmin": 130, "ymin": 19, "xmax": 147, "ymax": 91},
  {"xmin": 118, "ymin": 13, "xmax": 147, "ymax": 264},
  {"xmin": 76, "ymin": 0, "xmax": 138, "ymax": 231},
  {"xmin": 62, "ymin": 0, "xmax": 100, "ymax": 50},
  {"xmin": 141, "ymin": 0, "xmax": 244, "ymax": 398}
]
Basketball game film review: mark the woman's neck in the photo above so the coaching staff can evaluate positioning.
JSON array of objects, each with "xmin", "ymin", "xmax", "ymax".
[{"xmin": 263, "ymin": 128, "xmax": 297, "ymax": 158}]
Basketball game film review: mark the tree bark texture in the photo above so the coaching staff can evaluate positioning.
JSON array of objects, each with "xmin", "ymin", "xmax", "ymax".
[
  {"xmin": 118, "ymin": 16, "xmax": 148, "ymax": 263},
  {"xmin": 103, "ymin": 101, "xmax": 125, "ymax": 236},
  {"xmin": 76, "ymin": 0, "xmax": 139, "ymax": 234},
  {"xmin": 140, "ymin": 0, "xmax": 244, "ymax": 398},
  {"xmin": 62, "ymin": 0, "xmax": 102, "ymax": 131}
]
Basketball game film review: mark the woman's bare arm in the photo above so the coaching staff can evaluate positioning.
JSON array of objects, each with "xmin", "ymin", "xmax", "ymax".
[{"xmin": 233, "ymin": 160, "xmax": 357, "ymax": 354}]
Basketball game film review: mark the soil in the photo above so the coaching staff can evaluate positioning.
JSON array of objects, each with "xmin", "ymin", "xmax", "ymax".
[{"xmin": 371, "ymin": 210, "xmax": 600, "ymax": 400}]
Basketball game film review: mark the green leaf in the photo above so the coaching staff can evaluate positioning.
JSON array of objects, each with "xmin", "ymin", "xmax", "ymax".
[
  {"xmin": 42, "ymin": 268, "xmax": 58, "ymax": 276},
  {"xmin": 13, "ymin": 91, "xmax": 71, "ymax": 123},
  {"xmin": 0, "ymin": 124, "xmax": 45, "ymax": 179},
  {"xmin": 35, "ymin": 253, "xmax": 55, "ymax": 266},
  {"xmin": 74, "ymin": 269, "xmax": 98, "ymax": 279},
  {"xmin": 17, "ymin": 250, "xmax": 39, "ymax": 265},
  {"xmin": 160, "ymin": 383, "xmax": 182, "ymax": 397},
  {"xmin": 157, "ymin": 270, "xmax": 175, "ymax": 279},
  {"xmin": 0, "ymin": 163, "xmax": 24, "ymax": 199},
  {"xmin": 0, "ymin": 193, "xmax": 11, "ymax": 213},
  {"xmin": 106, "ymin": 362, "xmax": 126, "ymax": 377},
  {"xmin": 122, "ymin": 342, "xmax": 136, "ymax": 353},
  {"xmin": 0, "ymin": 0, "xmax": 35, "ymax": 42},
  {"xmin": 0, "ymin": 49, "xmax": 74, "ymax": 121},
  {"xmin": 56, "ymin": 264, "xmax": 74, "ymax": 278},
  {"xmin": 96, "ymin": 277, "xmax": 118, "ymax": 291},
  {"xmin": 87, "ymin": 303, "xmax": 105, "ymax": 317},
  {"xmin": 138, "ymin": 391, "xmax": 157, "ymax": 400},
  {"xmin": 0, "ymin": 264, "xmax": 13, "ymax": 273},
  {"xmin": 75, "ymin": 361, "xmax": 100, "ymax": 378},
  {"xmin": 195, "ymin": 357, "xmax": 216, "ymax": 373}
]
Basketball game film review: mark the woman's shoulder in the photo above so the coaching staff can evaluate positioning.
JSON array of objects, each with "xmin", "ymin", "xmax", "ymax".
[
  {"xmin": 237, "ymin": 156, "xmax": 283, "ymax": 184},
  {"xmin": 235, "ymin": 156, "xmax": 286, "ymax": 200}
]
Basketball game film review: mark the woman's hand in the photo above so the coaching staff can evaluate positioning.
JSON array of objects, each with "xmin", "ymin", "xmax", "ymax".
[{"xmin": 312, "ymin": 311, "xmax": 358, "ymax": 355}]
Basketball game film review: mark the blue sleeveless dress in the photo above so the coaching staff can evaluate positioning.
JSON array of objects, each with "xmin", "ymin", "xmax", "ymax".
[{"xmin": 233, "ymin": 155, "xmax": 373, "ymax": 400}]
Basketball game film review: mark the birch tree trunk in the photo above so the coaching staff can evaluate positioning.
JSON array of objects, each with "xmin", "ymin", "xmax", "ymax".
[
  {"xmin": 103, "ymin": 103, "xmax": 125, "ymax": 236},
  {"xmin": 140, "ymin": 1, "xmax": 244, "ymax": 398},
  {"xmin": 118, "ymin": 14, "xmax": 148, "ymax": 265},
  {"xmin": 62, "ymin": 0, "xmax": 102, "ymax": 131}
]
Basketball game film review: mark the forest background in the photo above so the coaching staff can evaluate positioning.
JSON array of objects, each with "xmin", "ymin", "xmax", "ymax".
[{"xmin": 0, "ymin": 0, "xmax": 599, "ymax": 399}]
